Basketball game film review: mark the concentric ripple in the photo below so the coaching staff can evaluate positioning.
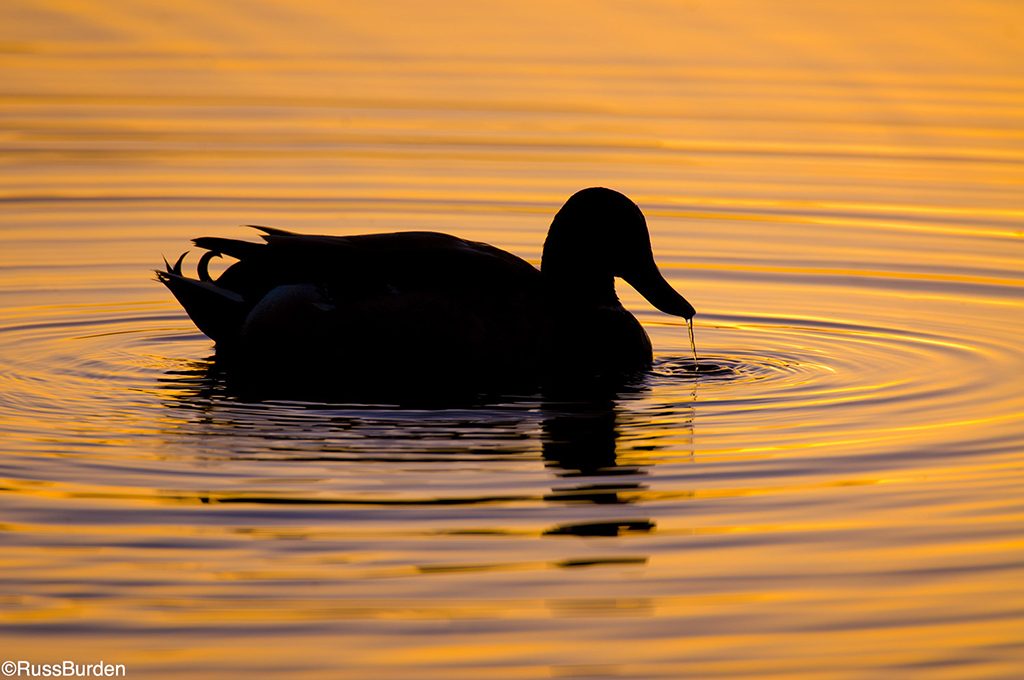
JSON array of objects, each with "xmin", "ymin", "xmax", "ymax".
[
  {"xmin": 3, "ymin": 210, "xmax": 1023, "ymax": 680},
  {"xmin": 3, "ymin": 2, "xmax": 1024, "ymax": 674},
  {"xmin": 0, "ymin": 298, "xmax": 1016, "ymax": 478},
  {"xmin": 654, "ymin": 353, "xmax": 810, "ymax": 381}
]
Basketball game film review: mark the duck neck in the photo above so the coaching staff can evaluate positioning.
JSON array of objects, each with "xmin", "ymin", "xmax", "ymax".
[{"xmin": 541, "ymin": 260, "xmax": 619, "ymax": 309}]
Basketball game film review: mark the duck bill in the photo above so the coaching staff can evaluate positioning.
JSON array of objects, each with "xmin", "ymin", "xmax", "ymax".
[{"xmin": 622, "ymin": 264, "xmax": 696, "ymax": 320}]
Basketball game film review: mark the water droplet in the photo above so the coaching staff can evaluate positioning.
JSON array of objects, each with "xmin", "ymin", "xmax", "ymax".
[{"xmin": 687, "ymin": 318, "xmax": 698, "ymax": 365}]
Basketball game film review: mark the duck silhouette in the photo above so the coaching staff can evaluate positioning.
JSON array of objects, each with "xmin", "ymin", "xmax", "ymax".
[{"xmin": 156, "ymin": 187, "xmax": 695, "ymax": 396}]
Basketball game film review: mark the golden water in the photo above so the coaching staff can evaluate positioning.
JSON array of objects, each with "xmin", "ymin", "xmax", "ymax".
[{"xmin": 2, "ymin": 1, "xmax": 1023, "ymax": 677}]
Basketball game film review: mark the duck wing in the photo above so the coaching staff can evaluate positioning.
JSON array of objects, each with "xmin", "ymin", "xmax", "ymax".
[{"xmin": 158, "ymin": 228, "xmax": 541, "ymax": 346}]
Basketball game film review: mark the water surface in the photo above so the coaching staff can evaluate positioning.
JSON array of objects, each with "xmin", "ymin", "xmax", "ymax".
[{"xmin": 2, "ymin": 1, "xmax": 1023, "ymax": 677}]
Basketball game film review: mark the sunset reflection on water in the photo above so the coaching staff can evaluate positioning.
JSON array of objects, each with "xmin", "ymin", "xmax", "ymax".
[{"xmin": 2, "ymin": 1, "xmax": 1023, "ymax": 677}]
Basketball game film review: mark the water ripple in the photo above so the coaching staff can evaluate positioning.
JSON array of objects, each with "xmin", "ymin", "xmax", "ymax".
[{"xmin": 3, "ymin": 5, "xmax": 1024, "ymax": 670}]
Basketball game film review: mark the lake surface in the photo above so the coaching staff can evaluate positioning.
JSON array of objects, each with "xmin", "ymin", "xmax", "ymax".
[{"xmin": 2, "ymin": 1, "xmax": 1023, "ymax": 677}]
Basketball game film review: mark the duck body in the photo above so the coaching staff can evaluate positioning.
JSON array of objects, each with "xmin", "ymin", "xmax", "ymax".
[{"xmin": 157, "ymin": 188, "xmax": 694, "ymax": 397}]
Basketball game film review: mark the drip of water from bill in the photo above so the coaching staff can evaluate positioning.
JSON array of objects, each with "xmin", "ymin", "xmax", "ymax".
[{"xmin": 687, "ymin": 318, "xmax": 698, "ymax": 366}]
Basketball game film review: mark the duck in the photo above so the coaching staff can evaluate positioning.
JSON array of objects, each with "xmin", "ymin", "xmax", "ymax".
[{"xmin": 156, "ymin": 187, "xmax": 695, "ymax": 396}]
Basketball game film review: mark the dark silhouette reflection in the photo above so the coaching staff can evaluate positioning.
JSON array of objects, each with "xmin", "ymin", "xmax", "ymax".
[
  {"xmin": 156, "ymin": 356, "xmax": 541, "ymax": 467},
  {"xmin": 541, "ymin": 397, "xmax": 623, "ymax": 476},
  {"xmin": 543, "ymin": 520, "xmax": 654, "ymax": 537},
  {"xmin": 539, "ymin": 391, "xmax": 653, "ymax": 510},
  {"xmin": 155, "ymin": 358, "xmax": 690, "ymax": 535}
]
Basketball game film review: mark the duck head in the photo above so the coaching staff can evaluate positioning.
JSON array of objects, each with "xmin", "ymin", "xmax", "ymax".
[{"xmin": 541, "ymin": 187, "xmax": 696, "ymax": 319}]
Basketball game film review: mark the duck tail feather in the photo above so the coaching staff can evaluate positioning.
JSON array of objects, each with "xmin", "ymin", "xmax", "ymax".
[
  {"xmin": 197, "ymin": 251, "xmax": 222, "ymax": 282},
  {"xmin": 156, "ymin": 269, "xmax": 245, "ymax": 344}
]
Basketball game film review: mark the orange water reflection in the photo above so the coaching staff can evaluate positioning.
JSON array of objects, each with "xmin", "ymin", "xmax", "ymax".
[{"xmin": 2, "ymin": 0, "xmax": 1024, "ymax": 678}]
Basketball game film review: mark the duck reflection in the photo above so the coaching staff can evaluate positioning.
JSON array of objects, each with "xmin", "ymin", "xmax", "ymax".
[
  {"xmin": 541, "ymin": 394, "xmax": 650, "ymax": 507},
  {"xmin": 156, "ymin": 358, "xmax": 688, "ymax": 527}
]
